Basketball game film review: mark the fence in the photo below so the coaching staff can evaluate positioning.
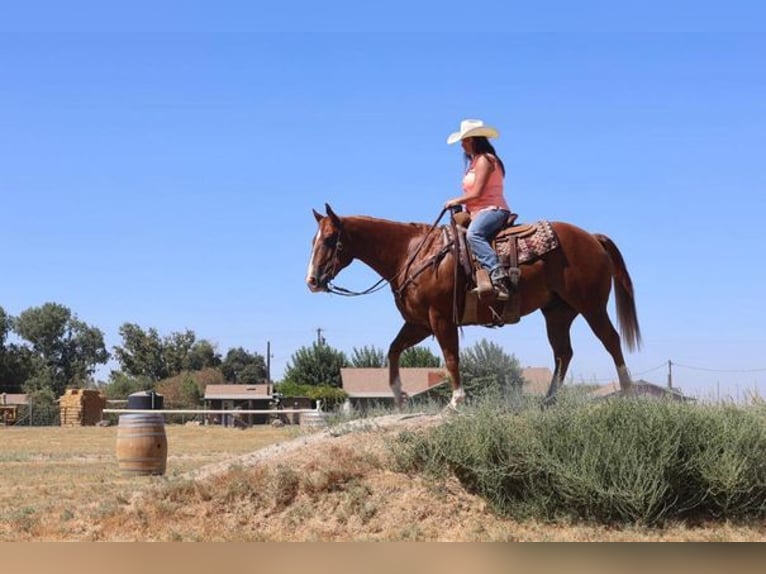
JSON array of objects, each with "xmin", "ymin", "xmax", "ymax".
[{"xmin": 102, "ymin": 407, "xmax": 322, "ymax": 427}]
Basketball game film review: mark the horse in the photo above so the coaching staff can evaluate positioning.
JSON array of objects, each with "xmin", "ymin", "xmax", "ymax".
[{"xmin": 306, "ymin": 203, "xmax": 641, "ymax": 410}]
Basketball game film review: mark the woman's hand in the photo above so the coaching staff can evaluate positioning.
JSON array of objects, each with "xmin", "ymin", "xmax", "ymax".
[{"xmin": 444, "ymin": 198, "xmax": 462, "ymax": 209}]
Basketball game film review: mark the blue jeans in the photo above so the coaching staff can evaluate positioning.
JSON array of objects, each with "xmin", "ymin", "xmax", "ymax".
[{"xmin": 466, "ymin": 208, "xmax": 510, "ymax": 273}]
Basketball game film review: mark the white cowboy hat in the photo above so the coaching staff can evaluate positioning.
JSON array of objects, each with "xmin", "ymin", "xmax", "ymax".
[{"xmin": 446, "ymin": 118, "xmax": 499, "ymax": 144}]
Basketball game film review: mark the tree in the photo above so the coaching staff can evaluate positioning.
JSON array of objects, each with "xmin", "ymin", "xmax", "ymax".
[
  {"xmin": 220, "ymin": 347, "xmax": 267, "ymax": 384},
  {"xmin": 275, "ymin": 380, "xmax": 348, "ymax": 410},
  {"xmin": 185, "ymin": 340, "xmax": 222, "ymax": 371},
  {"xmin": 1, "ymin": 306, "xmax": 36, "ymax": 393},
  {"xmin": 351, "ymin": 345, "xmax": 386, "ymax": 368},
  {"xmin": 155, "ymin": 368, "xmax": 225, "ymax": 410},
  {"xmin": 459, "ymin": 338, "xmax": 524, "ymax": 399},
  {"xmin": 100, "ymin": 372, "xmax": 154, "ymax": 400},
  {"xmin": 14, "ymin": 303, "xmax": 109, "ymax": 396},
  {"xmin": 112, "ymin": 324, "xmax": 221, "ymax": 382},
  {"xmin": 112, "ymin": 323, "xmax": 166, "ymax": 381},
  {"xmin": 282, "ymin": 342, "xmax": 348, "ymax": 388},
  {"xmin": 162, "ymin": 329, "xmax": 197, "ymax": 376},
  {"xmin": 400, "ymin": 346, "xmax": 442, "ymax": 368},
  {"xmin": 0, "ymin": 306, "xmax": 10, "ymax": 348}
]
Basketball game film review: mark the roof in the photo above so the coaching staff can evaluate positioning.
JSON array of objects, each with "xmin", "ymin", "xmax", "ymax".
[
  {"xmin": 521, "ymin": 367, "xmax": 553, "ymax": 395},
  {"xmin": 340, "ymin": 368, "xmax": 449, "ymax": 398},
  {"xmin": 340, "ymin": 367, "xmax": 554, "ymax": 398},
  {"xmin": 204, "ymin": 384, "xmax": 272, "ymax": 400},
  {"xmin": 1, "ymin": 393, "xmax": 28, "ymax": 406},
  {"xmin": 590, "ymin": 379, "xmax": 692, "ymax": 400}
]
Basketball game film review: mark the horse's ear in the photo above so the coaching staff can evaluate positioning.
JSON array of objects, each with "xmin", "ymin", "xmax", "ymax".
[
  {"xmin": 312, "ymin": 208, "xmax": 323, "ymax": 223},
  {"xmin": 325, "ymin": 203, "xmax": 342, "ymax": 229}
]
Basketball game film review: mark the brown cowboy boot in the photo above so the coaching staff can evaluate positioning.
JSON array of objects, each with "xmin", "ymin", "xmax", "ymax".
[{"xmin": 490, "ymin": 267, "xmax": 513, "ymax": 301}]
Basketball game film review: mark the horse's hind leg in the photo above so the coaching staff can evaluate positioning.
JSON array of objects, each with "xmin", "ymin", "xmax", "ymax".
[
  {"xmin": 388, "ymin": 322, "xmax": 432, "ymax": 408},
  {"xmin": 582, "ymin": 307, "xmax": 633, "ymax": 394},
  {"xmin": 541, "ymin": 300, "xmax": 578, "ymax": 404}
]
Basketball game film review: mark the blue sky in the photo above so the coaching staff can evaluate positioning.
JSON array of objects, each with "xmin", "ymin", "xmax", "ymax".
[{"xmin": 2, "ymin": 2, "xmax": 765, "ymax": 401}]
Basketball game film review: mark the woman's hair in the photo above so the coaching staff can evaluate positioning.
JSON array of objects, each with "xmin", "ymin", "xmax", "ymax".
[{"xmin": 463, "ymin": 136, "xmax": 506, "ymax": 176}]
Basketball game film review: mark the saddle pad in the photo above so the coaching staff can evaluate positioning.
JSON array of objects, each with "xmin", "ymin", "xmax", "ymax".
[{"xmin": 495, "ymin": 220, "xmax": 559, "ymax": 265}]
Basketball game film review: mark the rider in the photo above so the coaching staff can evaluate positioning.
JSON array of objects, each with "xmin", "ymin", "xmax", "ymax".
[{"xmin": 444, "ymin": 119, "xmax": 513, "ymax": 300}]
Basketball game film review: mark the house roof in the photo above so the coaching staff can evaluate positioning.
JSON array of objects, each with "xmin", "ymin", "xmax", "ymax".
[
  {"xmin": 340, "ymin": 367, "xmax": 554, "ymax": 398},
  {"xmin": 204, "ymin": 384, "xmax": 272, "ymax": 400},
  {"xmin": 590, "ymin": 379, "xmax": 692, "ymax": 400},
  {"xmin": 521, "ymin": 367, "xmax": 553, "ymax": 395},
  {"xmin": 1, "ymin": 393, "xmax": 27, "ymax": 406},
  {"xmin": 340, "ymin": 368, "xmax": 449, "ymax": 398}
]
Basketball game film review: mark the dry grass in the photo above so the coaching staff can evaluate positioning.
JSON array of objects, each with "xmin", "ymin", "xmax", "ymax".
[
  {"xmin": 1, "ymin": 416, "xmax": 765, "ymax": 541},
  {"xmin": 0, "ymin": 423, "xmax": 297, "ymax": 541}
]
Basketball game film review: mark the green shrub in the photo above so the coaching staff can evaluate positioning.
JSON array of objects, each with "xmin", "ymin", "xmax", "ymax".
[{"xmin": 391, "ymin": 396, "xmax": 766, "ymax": 526}]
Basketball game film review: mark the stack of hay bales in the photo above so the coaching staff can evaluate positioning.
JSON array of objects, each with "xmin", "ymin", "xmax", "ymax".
[{"xmin": 59, "ymin": 389, "xmax": 106, "ymax": 426}]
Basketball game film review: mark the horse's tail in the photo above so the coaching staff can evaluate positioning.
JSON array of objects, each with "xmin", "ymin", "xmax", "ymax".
[{"xmin": 594, "ymin": 233, "xmax": 642, "ymax": 352}]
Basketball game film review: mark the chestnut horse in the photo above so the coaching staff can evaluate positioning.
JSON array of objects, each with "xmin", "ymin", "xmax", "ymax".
[{"xmin": 306, "ymin": 204, "xmax": 641, "ymax": 409}]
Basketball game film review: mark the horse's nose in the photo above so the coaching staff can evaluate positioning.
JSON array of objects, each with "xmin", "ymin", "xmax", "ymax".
[{"xmin": 307, "ymin": 275, "xmax": 318, "ymax": 290}]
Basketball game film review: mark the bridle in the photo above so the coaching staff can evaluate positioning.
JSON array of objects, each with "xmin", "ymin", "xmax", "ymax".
[
  {"xmin": 320, "ymin": 207, "xmax": 451, "ymax": 298},
  {"xmin": 315, "ymin": 226, "xmax": 386, "ymax": 297}
]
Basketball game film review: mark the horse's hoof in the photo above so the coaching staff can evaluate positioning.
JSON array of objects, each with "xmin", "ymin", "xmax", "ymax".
[
  {"xmin": 541, "ymin": 395, "xmax": 558, "ymax": 409},
  {"xmin": 442, "ymin": 403, "xmax": 460, "ymax": 415}
]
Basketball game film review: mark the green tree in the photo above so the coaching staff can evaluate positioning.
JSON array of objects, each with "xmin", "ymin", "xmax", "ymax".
[
  {"xmin": 0, "ymin": 306, "xmax": 10, "ymax": 348},
  {"xmin": 100, "ymin": 372, "xmax": 154, "ymax": 400},
  {"xmin": 220, "ymin": 347, "xmax": 267, "ymax": 383},
  {"xmin": 162, "ymin": 329, "xmax": 197, "ymax": 376},
  {"xmin": 0, "ymin": 307, "xmax": 36, "ymax": 393},
  {"xmin": 112, "ymin": 323, "xmax": 166, "ymax": 381},
  {"xmin": 14, "ymin": 303, "xmax": 109, "ymax": 396},
  {"xmin": 275, "ymin": 380, "xmax": 348, "ymax": 410},
  {"xmin": 282, "ymin": 342, "xmax": 348, "ymax": 388},
  {"xmin": 113, "ymin": 324, "xmax": 220, "ymax": 382},
  {"xmin": 0, "ymin": 307, "xmax": 24, "ymax": 392},
  {"xmin": 459, "ymin": 338, "xmax": 524, "ymax": 399},
  {"xmin": 185, "ymin": 339, "xmax": 222, "ymax": 371},
  {"xmin": 351, "ymin": 345, "xmax": 387, "ymax": 367},
  {"xmin": 238, "ymin": 363, "xmax": 265, "ymax": 385},
  {"xmin": 400, "ymin": 345, "xmax": 442, "ymax": 368}
]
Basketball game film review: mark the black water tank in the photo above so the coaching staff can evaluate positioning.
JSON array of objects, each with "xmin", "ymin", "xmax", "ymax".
[{"xmin": 127, "ymin": 390, "xmax": 164, "ymax": 410}]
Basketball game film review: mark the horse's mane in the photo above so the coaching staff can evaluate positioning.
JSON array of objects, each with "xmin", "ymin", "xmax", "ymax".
[{"xmin": 342, "ymin": 215, "xmax": 433, "ymax": 240}]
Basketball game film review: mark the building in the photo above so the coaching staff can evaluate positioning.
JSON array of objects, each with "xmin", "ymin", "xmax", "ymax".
[
  {"xmin": 520, "ymin": 367, "xmax": 554, "ymax": 396},
  {"xmin": 202, "ymin": 384, "xmax": 317, "ymax": 426},
  {"xmin": 340, "ymin": 367, "xmax": 449, "ymax": 411},
  {"xmin": 590, "ymin": 379, "xmax": 694, "ymax": 402},
  {"xmin": 0, "ymin": 393, "xmax": 27, "ymax": 425},
  {"xmin": 339, "ymin": 366, "xmax": 555, "ymax": 410},
  {"xmin": 203, "ymin": 384, "xmax": 274, "ymax": 426}
]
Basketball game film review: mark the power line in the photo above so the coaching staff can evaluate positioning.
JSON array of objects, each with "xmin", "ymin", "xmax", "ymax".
[
  {"xmin": 632, "ymin": 362, "xmax": 667, "ymax": 377},
  {"xmin": 673, "ymin": 363, "xmax": 766, "ymax": 374}
]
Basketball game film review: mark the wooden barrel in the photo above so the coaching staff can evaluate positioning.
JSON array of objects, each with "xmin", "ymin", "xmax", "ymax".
[{"xmin": 116, "ymin": 414, "xmax": 168, "ymax": 476}]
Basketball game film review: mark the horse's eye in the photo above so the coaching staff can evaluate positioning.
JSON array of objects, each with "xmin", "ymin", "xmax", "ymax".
[{"xmin": 322, "ymin": 236, "xmax": 337, "ymax": 249}]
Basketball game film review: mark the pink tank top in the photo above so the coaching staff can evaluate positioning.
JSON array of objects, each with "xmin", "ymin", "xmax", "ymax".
[{"xmin": 461, "ymin": 155, "xmax": 509, "ymax": 215}]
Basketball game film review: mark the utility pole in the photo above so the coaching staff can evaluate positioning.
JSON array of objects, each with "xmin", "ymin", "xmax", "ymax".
[
  {"xmin": 316, "ymin": 327, "xmax": 325, "ymax": 346},
  {"xmin": 667, "ymin": 360, "xmax": 673, "ymax": 389},
  {"xmin": 266, "ymin": 341, "xmax": 271, "ymax": 385}
]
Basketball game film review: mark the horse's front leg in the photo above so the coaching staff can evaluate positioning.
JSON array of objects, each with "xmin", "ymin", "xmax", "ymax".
[
  {"xmin": 388, "ymin": 322, "xmax": 432, "ymax": 409},
  {"xmin": 428, "ymin": 310, "xmax": 463, "ymax": 410}
]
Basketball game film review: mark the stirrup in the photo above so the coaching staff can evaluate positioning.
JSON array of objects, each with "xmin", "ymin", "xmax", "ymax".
[{"xmin": 494, "ymin": 286, "xmax": 510, "ymax": 301}]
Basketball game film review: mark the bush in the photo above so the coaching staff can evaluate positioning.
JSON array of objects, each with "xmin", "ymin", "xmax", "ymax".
[
  {"xmin": 391, "ymin": 396, "xmax": 766, "ymax": 526},
  {"xmin": 275, "ymin": 381, "xmax": 348, "ymax": 411}
]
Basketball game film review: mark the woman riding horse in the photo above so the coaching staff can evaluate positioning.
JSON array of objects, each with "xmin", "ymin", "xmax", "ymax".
[{"xmin": 306, "ymin": 202, "xmax": 641, "ymax": 410}]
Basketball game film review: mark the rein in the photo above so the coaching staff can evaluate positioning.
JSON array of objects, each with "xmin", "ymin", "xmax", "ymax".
[{"xmin": 326, "ymin": 207, "xmax": 451, "ymax": 298}]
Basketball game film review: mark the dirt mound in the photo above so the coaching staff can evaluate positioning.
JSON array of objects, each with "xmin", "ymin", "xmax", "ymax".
[
  {"xmin": 95, "ymin": 412, "xmax": 516, "ymax": 541},
  {"xmin": 94, "ymin": 412, "xmax": 765, "ymax": 541}
]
